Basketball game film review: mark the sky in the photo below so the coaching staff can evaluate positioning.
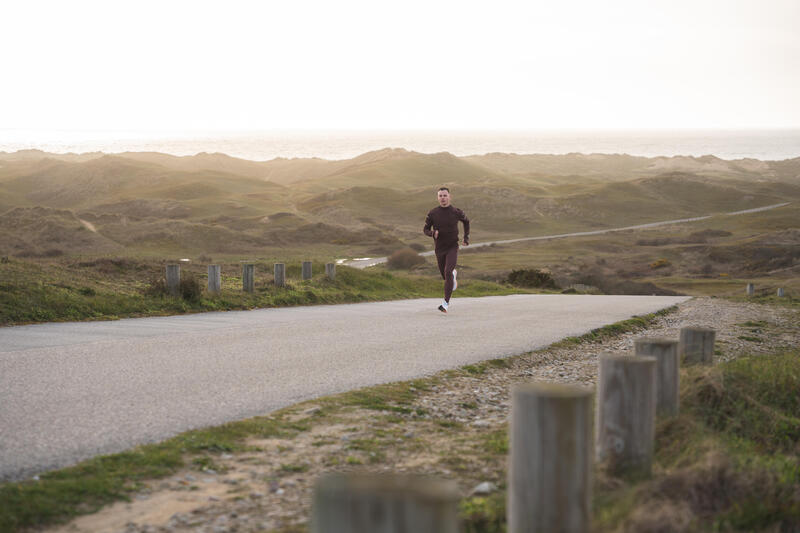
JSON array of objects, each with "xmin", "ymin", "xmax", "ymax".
[{"xmin": 1, "ymin": 0, "xmax": 799, "ymax": 133}]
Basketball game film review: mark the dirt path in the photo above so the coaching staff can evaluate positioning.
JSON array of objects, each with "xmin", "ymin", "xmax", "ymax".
[
  {"xmin": 46, "ymin": 297, "xmax": 798, "ymax": 533},
  {"xmin": 344, "ymin": 202, "xmax": 791, "ymax": 269}
]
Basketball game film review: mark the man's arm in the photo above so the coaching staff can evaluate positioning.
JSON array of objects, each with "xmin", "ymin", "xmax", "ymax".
[
  {"xmin": 459, "ymin": 210, "xmax": 470, "ymax": 245},
  {"xmin": 423, "ymin": 212, "xmax": 435, "ymax": 237}
]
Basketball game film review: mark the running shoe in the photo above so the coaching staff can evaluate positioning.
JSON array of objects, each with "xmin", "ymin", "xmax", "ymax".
[
  {"xmin": 452, "ymin": 269, "xmax": 458, "ymax": 290},
  {"xmin": 438, "ymin": 300, "xmax": 449, "ymax": 313}
]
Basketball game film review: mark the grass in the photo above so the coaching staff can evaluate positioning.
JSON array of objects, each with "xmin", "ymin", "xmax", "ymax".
[
  {"xmin": 549, "ymin": 305, "xmax": 677, "ymax": 348},
  {"xmin": 592, "ymin": 348, "xmax": 800, "ymax": 532},
  {"xmin": 0, "ymin": 412, "xmax": 312, "ymax": 531},
  {"xmin": 459, "ymin": 348, "xmax": 800, "ymax": 532},
  {"xmin": 0, "ymin": 257, "xmax": 533, "ymax": 326}
]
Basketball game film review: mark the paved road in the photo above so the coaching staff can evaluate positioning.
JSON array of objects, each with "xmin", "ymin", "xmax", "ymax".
[
  {"xmin": 344, "ymin": 202, "xmax": 791, "ymax": 268},
  {"xmin": 0, "ymin": 294, "xmax": 689, "ymax": 481}
]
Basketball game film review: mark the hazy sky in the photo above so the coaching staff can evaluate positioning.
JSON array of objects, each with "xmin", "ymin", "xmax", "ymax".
[{"xmin": 2, "ymin": 0, "xmax": 798, "ymax": 132}]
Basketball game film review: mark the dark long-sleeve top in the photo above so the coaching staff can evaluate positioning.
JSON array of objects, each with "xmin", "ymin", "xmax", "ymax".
[{"xmin": 423, "ymin": 205, "xmax": 470, "ymax": 251}]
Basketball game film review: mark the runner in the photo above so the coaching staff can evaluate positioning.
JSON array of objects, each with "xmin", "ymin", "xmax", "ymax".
[{"xmin": 423, "ymin": 187, "xmax": 470, "ymax": 313}]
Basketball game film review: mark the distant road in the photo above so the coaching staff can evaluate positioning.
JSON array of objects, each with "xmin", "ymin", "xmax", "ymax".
[
  {"xmin": 343, "ymin": 202, "xmax": 791, "ymax": 269},
  {"xmin": 0, "ymin": 294, "xmax": 688, "ymax": 481}
]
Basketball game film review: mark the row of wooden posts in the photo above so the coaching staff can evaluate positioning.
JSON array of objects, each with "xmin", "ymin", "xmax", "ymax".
[
  {"xmin": 164, "ymin": 262, "xmax": 336, "ymax": 296},
  {"xmin": 746, "ymin": 282, "xmax": 787, "ymax": 297},
  {"xmin": 309, "ymin": 326, "xmax": 717, "ymax": 533}
]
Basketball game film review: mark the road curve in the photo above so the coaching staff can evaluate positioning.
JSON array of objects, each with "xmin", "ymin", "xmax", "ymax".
[
  {"xmin": 0, "ymin": 294, "xmax": 689, "ymax": 481},
  {"xmin": 344, "ymin": 202, "xmax": 791, "ymax": 268}
]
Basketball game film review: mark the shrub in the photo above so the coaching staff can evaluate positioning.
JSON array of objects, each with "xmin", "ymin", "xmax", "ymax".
[
  {"xmin": 506, "ymin": 268, "xmax": 558, "ymax": 289},
  {"xmin": 179, "ymin": 275, "xmax": 203, "ymax": 302},
  {"xmin": 649, "ymin": 258, "xmax": 671, "ymax": 269},
  {"xmin": 143, "ymin": 274, "xmax": 202, "ymax": 301},
  {"xmin": 689, "ymin": 229, "xmax": 732, "ymax": 239},
  {"xmin": 144, "ymin": 277, "xmax": 168, "ymax": 297},
  {"xmin": 387, "ymin": 248, "xmax": 425, "ymax": 269}
]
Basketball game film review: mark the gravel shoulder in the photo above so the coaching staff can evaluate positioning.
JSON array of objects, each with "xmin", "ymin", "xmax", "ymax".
[{"xmin": 44, "ymin": 297, "xmax": 799, "ymax": 533}]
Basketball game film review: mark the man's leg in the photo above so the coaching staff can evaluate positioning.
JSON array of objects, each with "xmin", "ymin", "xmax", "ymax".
[
  {"xmin": 436, "ymin": 249, "xmax": 447, "ymax": 279},
  {"xmin": 443, "ymin": 246, "xmax": 458, "ymax": 303}
]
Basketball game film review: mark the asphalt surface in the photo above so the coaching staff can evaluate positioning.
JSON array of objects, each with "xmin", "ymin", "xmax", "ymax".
[{"xmin": 0, "ymin": 294, "xmax": 689, "ymax": 481}]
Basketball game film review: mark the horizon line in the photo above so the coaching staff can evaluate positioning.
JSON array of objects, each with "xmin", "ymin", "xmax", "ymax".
[{"xmin": 2, "ymin": 146, "xmax": 798, "ymax": 163}]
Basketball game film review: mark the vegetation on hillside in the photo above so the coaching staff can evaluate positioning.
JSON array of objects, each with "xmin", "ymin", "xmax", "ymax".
[
  {"xmin": 2, "ymin": 150, "xmax": 799, "ymax": 258},
  {"xmin": 0, "ymin": 258, "xmax": 534, "ymax": 326}
]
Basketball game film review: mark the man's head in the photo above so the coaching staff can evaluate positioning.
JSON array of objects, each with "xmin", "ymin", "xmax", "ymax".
[{"xmin": 437, "ymin": 187, "xmax": 451, "ymax": 207}]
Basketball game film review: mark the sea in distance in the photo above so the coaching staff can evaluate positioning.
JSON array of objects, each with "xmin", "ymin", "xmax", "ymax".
[{"xmin": 1, "ymin": 128, "xmax": 799, "ymax": 162}]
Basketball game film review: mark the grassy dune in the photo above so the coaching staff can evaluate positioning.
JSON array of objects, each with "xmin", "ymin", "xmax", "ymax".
[
  {"xmin": 1, "ymin": 149, "xmax": 797, "ymax": 320},
  {"xmin": 2, "ymin": 149, "xmax": 799, "ymax": 258}
]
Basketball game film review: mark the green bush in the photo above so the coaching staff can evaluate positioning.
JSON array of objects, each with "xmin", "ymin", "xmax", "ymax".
[
  {"xmin": 179, "ymin": 275, "xmax": 202, "ymax": 302},
  {"xmin": 143, "ymin": 274, "xmax": 202, "ymax": 301},
  {"xmin": 506, "ymin": 268, "xmax": 558, "ymax": 289}
]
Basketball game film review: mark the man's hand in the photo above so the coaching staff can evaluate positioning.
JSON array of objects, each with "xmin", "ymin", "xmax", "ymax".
[
  {"xmin": 463, "ymin": 239, "xmax": 469, "ymax": 246},
  {"xmin": 433, "ymin": 229, "xmax": 439, "ymax": 239}
]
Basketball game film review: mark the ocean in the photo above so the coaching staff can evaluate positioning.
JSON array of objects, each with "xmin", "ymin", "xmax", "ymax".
[{"xmin": 1, "ymin": 129, "xmax": 799, "ymax": 162}]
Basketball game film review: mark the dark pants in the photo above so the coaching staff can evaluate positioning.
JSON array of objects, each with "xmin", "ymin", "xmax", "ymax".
[{"xmin": 435, "ymin": 245, "xmax": 458, "ymax": 303}]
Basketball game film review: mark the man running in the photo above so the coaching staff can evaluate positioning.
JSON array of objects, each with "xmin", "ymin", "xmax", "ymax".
[{"xmin": 423, "ymin": 187, "xmax": 470, "ymax": 313}]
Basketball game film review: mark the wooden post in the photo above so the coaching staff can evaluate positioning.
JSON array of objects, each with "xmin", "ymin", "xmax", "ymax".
[
  {"xmin": 325, "ymin": 262, "xmax": 336, "ymax": 280},
  {"xmin": 679, "ymin": 326, "xmax": 715, "ymax": 365},
  {"xmin": 634, "ymin": 338, "xmax": 679, "ymax": 416},
  {"xmin": 597, "ymin": 353, "xmax": 657, "ymax": 477},
  {"xmin": 302, "ymin": 261, "xmax": 312, "ymax": 280},
  {"xmin": 274, "ymin": 263, "xmax": 286, "ymax": 287},
  {"xmin": 509, "ymin": 382, "xmax": 593, "ymax": 533},
  {"xmin": 777, "ymin": 287, "xmax": 785, "ymax": 297},
  {"xmin": 242, "ymin": 264, "xmax": 254, "ymax": 293},
  {"xmin": 312, "ymin": 473, "xmax": 460, "ymax": 533},
  {"xmin": 165, "ymin": 264, "xmax": 180, "ymax": 297},
  {"xmin": 207, "ymin": 265, "xmax": 221, "ymax": 294},
  {"xmin": 746, "ymin": 283, "xmax": 755, "ymax": 296}
]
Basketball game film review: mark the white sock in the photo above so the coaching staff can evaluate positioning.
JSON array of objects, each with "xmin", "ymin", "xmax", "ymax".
[{"xmin": 441, "ymin": 300, "xmax": 449, "ymax": 309}]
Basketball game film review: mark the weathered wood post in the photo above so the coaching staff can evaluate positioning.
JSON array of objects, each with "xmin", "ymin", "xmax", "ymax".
[
  {"xmin": 679, "ymin": 326, "xmax": 716, "ymax": 365},
  {"xmin": 746, "ymin": 283, "xmax": 755, "ymax": 296},
  {"xmin": 597, "ymin": 353, "xmax": 657, "ymax": 477},
  {"xmin": 634, "ymin": 338, "xmax": 679, "ymax": 416},
  {"xmin": 777, "ymin": 287, "xmax": 785, "ymax": 297},
  {"xmin": 302, "ymin": 261, "xmax": 312, "ymax": 280},
  {"xmin": 165, "ymin": 264, "xmax": 180, "ymax": 297},
  {"xmin": 510, "ymin": 382, "xmax": 593, "ymax": 533},
  {"xmin": 274, "ymin": 263, "xmax": 286, "ymax": 287},
  {"xmin": 242, "ymin": 263, "xmax": 254, "ymax": 293},
  {"xmin": 207, "ymin": 265, "xmax": 221, "ymax": 294},
  {"xmin": 325, "ymin": 262, "xmax": 336, "ymax": 280},
  {"xmin": 312, "ymin": 473, "xmax": 460, "ymax": 533}
]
